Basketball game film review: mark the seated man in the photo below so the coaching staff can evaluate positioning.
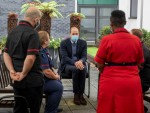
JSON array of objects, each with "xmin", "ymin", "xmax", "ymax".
[
  {"xmin": 131, "ymin": 29, "xmax": 150, "ymax": 113},
  {"xmin": 60, "ymin": 26, "xmax": 87, "ymax": 105}
]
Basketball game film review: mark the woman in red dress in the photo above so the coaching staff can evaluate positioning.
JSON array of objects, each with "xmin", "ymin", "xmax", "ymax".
[{"xmin": 95, "ymin": 10, "xmax": 144, "ymax": 113}]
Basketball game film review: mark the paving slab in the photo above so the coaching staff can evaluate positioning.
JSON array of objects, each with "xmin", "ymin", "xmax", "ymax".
[
  {"xmin": 0, "ymin": 64, "xmax": 98, "ymax": 113},
  {"xmin": 72, "ymin": 109, "xmax": 96, "ymax": 113}
]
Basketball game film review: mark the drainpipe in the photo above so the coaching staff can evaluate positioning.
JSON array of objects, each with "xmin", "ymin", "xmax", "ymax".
[
  {"xmin": 140, "ymin": 0, "xmax": 143, "ymax": 29},
  {"xmin": 75, "ymin": 0, "xmax": 77, "ymax": 13}
]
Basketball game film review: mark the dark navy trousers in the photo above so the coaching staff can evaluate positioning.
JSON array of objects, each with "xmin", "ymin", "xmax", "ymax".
[
  {"xmin": 65, "ymin": 65, "xmax": 86, "ymax": 94},
  {"xmin": 44, "ymin": 79, "xmax": 63, "ymax": 113}
]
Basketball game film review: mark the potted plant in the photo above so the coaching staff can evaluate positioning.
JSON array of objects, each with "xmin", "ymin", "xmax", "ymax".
[
  {"xmin": 21, "ymin": 0, "xmax": 65, "ymax": 36},
  {"xmin": 49, "ymin": 37, "xmax": 61, "ymax": 49},
  {"xmin": 48, "ymin": 37, "xmax": 62, "ymax": 68},
  {"xmin": 7, "ymin": 12, "xmax": 18, "ymax": 33},
  {"xmin": 67, "ymin": 13, "xmax": 85, "ymax": 31},
  {"xmin": 97, "ymin": 26, "xmax": 112, "ymax": 47},
  {"xmin": 0, "ymin": 36, "xmax": 7, "ymax": 54}
]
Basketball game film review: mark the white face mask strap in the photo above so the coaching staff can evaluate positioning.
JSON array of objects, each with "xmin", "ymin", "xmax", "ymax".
[{"xmin": 34, "ymin": 20, "xmax": 40, "ymax": 30}]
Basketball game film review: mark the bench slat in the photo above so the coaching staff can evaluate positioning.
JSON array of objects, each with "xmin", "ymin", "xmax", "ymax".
[
  {"xmin": 0, "ymin": 60, "xmax": 48, "ymax": 108},
  {"xmin": 0, "ymin": 62, "xmax": 12, "ymax": 88}
]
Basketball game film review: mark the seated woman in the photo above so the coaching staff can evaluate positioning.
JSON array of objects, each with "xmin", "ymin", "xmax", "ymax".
[{"xmin": 38, "ymin": 31, "xmax": 63, "ymax": 113}]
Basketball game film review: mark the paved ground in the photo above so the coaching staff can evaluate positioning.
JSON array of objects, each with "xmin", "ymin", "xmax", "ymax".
[
  {"xmin": 1, "ymin": 63, "xmax": 150, "ymax": 113},
  {"xmin": 0, "ymin": 63, "xmax": 99, "ymax": 113}
]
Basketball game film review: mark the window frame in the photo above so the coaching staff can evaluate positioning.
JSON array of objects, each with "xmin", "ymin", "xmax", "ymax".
[
  {"xmin": 78, "ymin": 4, "xmax": 118, "ymax": 42},
  {"xmin": 130, "ymin": 0, "xmax": 138, "ymax": 19}
]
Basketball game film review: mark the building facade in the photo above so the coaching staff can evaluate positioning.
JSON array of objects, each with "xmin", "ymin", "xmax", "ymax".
[
  {"xmin": 119, "ymin": 0, "xmax": 150, "ymax": 31},
  {"xmin": 0, "ymin": 0, "xmax": 119, "ymax": 43},
  {"xmin": 0, "ymin": 0, "xmax": 75, "ymax": 38}
]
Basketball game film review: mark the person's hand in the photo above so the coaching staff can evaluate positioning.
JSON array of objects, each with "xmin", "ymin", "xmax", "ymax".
[
  {"xmin": 75, "ymin": 60, "xmax": 84, "ymax": 70},
  {"xmin": 54, "ymin": 74, "xmax": 60, "ymax": 80},
  {"xmin": 10, "ymin": 70, "xmax": 19, "ymax": 81},
  {"xmin": 16, "ymin": 72, "xmax": 26, "ymax": 81}
]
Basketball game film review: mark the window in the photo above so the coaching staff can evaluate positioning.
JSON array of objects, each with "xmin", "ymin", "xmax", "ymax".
[
  {"xmin": 81, "ymin": 8, "xmax": 95, "ymax": 16},
  {"xmin": 99, "ymin": 8, "xmax": 116, "ymax": 30},
  {"xmin": 79, "ymin": 5, "xmax": 117, "ymax": 42},
  {"xmin": 130, "ymin": 0, "xmax": 138, "ymax": 18},
  {"xmin": 80, "ymin": 8, "xmax": 96, "ymax": 41}
]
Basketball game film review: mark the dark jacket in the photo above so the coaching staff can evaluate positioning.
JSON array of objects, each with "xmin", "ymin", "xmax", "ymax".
[
  {"xmin": 59, "ymin": 38, "xmax": 87, "ymax": 72},
  {"xmin": 4, "ymin": 20, "xmax": 43, "ymax": 88},
  {"xmin": 40, "ymin": 47, "xmax": 54, "ymax": 81},
  {"xmin": 140, "ymin": 43, "xmax": 150, "ymax": 87}
]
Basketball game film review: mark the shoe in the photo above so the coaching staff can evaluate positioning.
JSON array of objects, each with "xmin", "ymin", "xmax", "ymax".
[
  {"xmin": 79, "ymin": 94, "xmax": 87, "ymax": 105},
  {"xmin": 57, "ymin": 108, "xmax": 63, "ymax": 112},
  {"xmin": 144, "ymin": 106, "xmax": 148, "ymax": 113},
  {"xmin": 74, "ymin": 94, "xmax": 80, "ymax": 105}
]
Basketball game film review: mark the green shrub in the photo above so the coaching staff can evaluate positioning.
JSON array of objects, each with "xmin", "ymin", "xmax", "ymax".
[
  {"xmin": 142, "ymin": 29, "xmax": 150, "ymax": 48},
  {"xmin": 99, "ymin": 26, "xmax": 112, "ymax": 39},
  {"xmin": 0, "ymin": 36, "xmax": 7, "ymax": 50},
  {"xmin": 87, "ymin": 47, "xmax": 98, "ymax": 57},
  {"xmin": 49, "ymin": 37, "xmax": 62, "ymax": 49}
]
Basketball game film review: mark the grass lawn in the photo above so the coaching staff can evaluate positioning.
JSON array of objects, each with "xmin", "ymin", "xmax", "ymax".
[{"xmin": 87, "ymin": 47, "xmax": 98, "ymax": 57}]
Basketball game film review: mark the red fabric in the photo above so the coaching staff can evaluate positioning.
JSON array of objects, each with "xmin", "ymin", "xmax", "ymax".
[
  {"xmin": 95, "ymin": 28, "xmax": 144, "ymax": 113},
  {"xmin": 27, "ymin": 49, "xmax": 39, "ymax": 52}
]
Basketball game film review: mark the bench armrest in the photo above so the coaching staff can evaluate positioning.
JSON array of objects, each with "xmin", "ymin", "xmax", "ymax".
[{"xmin": 85, "ymin": 61, "xmax": 90, "ymax": 74}]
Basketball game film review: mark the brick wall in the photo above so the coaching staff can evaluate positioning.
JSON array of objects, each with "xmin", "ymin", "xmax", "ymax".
[{"xmin": 0, "ymin": 0, "xmax": 75, "ymax": 38}]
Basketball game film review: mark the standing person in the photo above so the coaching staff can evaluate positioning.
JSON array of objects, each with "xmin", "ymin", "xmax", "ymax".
[
  {"xmin": 95, "ymin": 10, "xmax": 144, "ymax": 113},
  {"xmin": 131, "ymin": 29, "xmax": 150, "ymax": 113},
  {"xmin": 38, "ymin": 31, "xmax": 63, "ymax": 113},
  {"xmin": 60, "ymin": 26, "xmax": 87, "ymax": 105},
  {"xmin": 3, "ymin": 7, "xmax": 44, "ymax": 113}
]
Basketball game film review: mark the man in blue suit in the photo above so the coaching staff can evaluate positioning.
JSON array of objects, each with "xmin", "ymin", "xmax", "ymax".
[{"xmin": 60, "ymin": 26, "xmax": 87, "ymax": 105}]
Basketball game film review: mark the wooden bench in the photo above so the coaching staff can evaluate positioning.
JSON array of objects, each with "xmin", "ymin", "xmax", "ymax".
[
  {"xmin": 0, "ymin": 61, "xmax": 47, "ymax": 108},
  {"xmin": 0, "ymin": 61, "xmax": 14, "ymax": 108}
]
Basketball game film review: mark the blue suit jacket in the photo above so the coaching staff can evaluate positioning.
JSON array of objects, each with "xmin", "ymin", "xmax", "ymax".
[{"xmin": 59, "ymin": 38, "xmax": 87, "ymax": 72}]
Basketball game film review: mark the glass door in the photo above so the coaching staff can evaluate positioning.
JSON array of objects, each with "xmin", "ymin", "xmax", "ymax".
[
  {"xmin": 79, "ymin": 5, "xmax": 118, "ymax": 42},
  {"xmin": 98, "ymin": 7, "xmax": 117, "ymax": 30},
  {"xmin": 80, "ymin": 7, "xmax": 96, "ymax": 41}
]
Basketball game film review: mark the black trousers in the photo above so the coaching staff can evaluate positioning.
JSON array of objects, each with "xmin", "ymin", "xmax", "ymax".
[
  {"xmin": 65, "ymin": 65, "xmax": 86, "ymax": 94},
  {"xmin": 142, "ymin": 84, "xmax": 149, "ymax": 93},
  {"xmin": 13, "ymin": 86, "xmax": 43, "ymax": 113}
]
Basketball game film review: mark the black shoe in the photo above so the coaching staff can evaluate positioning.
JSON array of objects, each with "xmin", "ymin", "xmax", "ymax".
[
  {"xmin": 144, "ymin": 106, "xmax": 148, "ymax": 113},
  {"xmin": 74, "ymin": 94, "xmax": 81, "ymax": 105},
  {"xmin": 57, "ymin": 108, "xmax": 63, "ymax": 112},
  {"xmin": 79, "ymin": 94, "xmax": 87, "ymax": 105}
]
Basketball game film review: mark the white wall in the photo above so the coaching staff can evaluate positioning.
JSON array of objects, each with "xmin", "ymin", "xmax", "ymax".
[
  {"xmin": 119, "ymin": 0, "xmax": 150, "ymax": 31},
  {"xmin": 142, "ymin": 0, "xmax": 150, "ymax": 30},
  {"xmin": 119, "ymin": 0, "xmax": 138, "ymax": 31}
]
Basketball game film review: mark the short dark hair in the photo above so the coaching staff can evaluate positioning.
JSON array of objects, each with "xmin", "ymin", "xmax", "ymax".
[{"xmin": 110, "ymin": 10, "xmax": 126, "ymax": 27}]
